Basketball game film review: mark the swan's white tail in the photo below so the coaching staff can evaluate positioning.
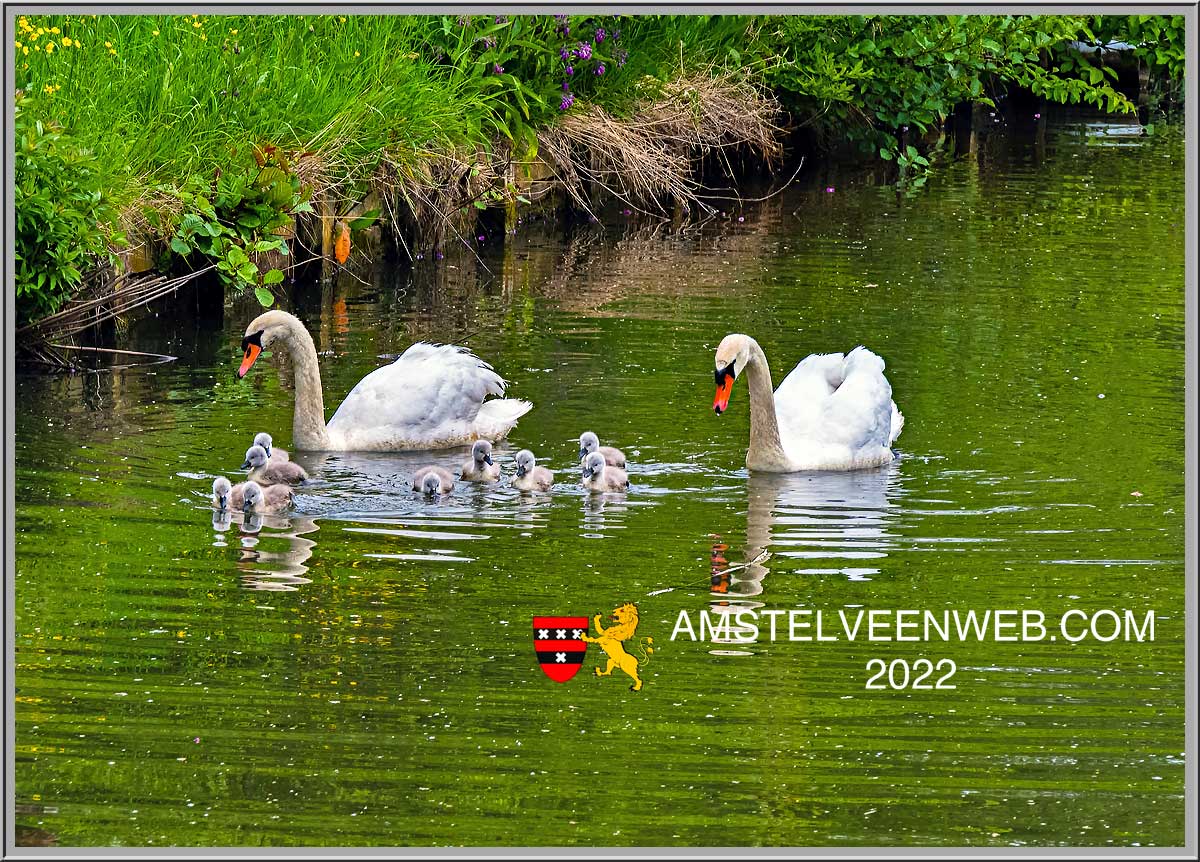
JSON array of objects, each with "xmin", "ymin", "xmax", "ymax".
[
  {"xmin": 889, "ymin": 402, "xmax": 905, "ymax": 444},
  {"xmin": 475, "ymin": 398, "xmax": 534, "ymax": 440}
]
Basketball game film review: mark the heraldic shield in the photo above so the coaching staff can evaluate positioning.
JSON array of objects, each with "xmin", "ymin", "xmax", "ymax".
[{"xmin": 533, "ymin": 616, "xmax": 589, "ymax": 682}]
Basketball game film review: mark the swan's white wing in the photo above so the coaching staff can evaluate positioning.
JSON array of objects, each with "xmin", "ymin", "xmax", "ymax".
[
  {"xmin": 773, "ymin": 351, "xmax": 845, "ymax": 439},
  {"xmin": 774, "ymin": 346, "xmax": 900, "ymax": 462},
  {"xmin": 326, "ymin": 342, "xmax": 508, "ymax": 447}
]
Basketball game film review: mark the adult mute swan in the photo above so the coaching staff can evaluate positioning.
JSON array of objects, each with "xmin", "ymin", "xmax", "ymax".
[
  {"xmin": 712, "ymin": 334, "xmax": 904, "ymax": 472},
  {"xmin": 237, "ymin": 310, "xmax": 532, "ymax": 451}
]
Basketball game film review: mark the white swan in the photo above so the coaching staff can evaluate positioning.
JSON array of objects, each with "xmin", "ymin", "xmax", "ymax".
[
  {"xmin": 237, "ymin": 310, "xmax": 532, "ymax": 451},
  {"xmin": 713, "ymin": 334, "xmax": 904, "ymax": 472}
]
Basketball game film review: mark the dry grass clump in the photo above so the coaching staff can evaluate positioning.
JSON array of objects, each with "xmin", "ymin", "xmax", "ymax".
[{"xmin": 538, "ymin": 72, "xmax": 783, "ymax": 216}]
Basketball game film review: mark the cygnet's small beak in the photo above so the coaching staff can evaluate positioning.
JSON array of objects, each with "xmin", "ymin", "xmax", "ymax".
[
  {"xmin": 582, "ymin": 465, "xmax": 593, "ymax": 479},
  {"xmin": 484, "ymin": 454, "xmax": 494, "ymax": 466},
  {"xmin": 241, "ymin": 459, "xmax": 252, "ymax": 469},
  {"xmin": 578, "ymin": 447, "xmax": 587, "ymax": 460},
  {"xmin": 218, "ymin": 495, "xmax": 227, "ymax": 509},
  {"xmin": 516, "ymin": 464, "xmax": 527, "ymax": 478}
]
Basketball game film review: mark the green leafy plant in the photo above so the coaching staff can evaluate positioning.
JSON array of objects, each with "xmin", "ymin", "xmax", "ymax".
[
  {"xmin": 160, "ymin": 143, "xmax": 311, "ymax": 306},
  {"xmin": 755, "ymin": 15, "xmax": 1139, "ymax": 173},
  {"xmin": 13, "ymin": 95, "xmax": 125, "ymax": 325}
]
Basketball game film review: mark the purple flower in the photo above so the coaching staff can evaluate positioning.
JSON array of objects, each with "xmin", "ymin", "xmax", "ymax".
[
  {"xmin": 1034, "ymin": 112, "xmax": 1041, "ymax": 119},
  {"xmin": 595, "ymin": 63, "xmax": 605, "ymax": 75},
  {"xmin": 596, "ymin": 28, "xmax": 606, "ymax": 43},
  {"xmin": 560, "ymin": 47, "xmax": 570, "ymax": 62},
  {"xmin": 559, "ymin": 92, "xmax": 575, "ymax": 111},
  {"xmin": 436, "ymin": 251, "xmax": 443, "ymax": 260},
  {"xmin": 562, "ymin": 80, "xmax": 570, "ymax": 91},
  {"xmin": 456, "ymin": 15, "xmax": 469, "ymax": 27},
  {"xmin": 737, "ymin": 216, "xmax": 744, "ymax": 222},
  {"xmin": 613, "ymin": 28, "xmax": 621, "ymax": 42},
  {"xmin": 565, "ymin": 65, "xmax": 573, "ymax": 76},
  {"xmin": 477, "ymin": 235, "xmax": 485, "ymax": 243},
  {"xmin": 494, "ymin": 15, "xmax": 506, "ymax": 24},
  {"xmin": 825, "ymin": 186, "xmax": 835, "ymax": 193},
  {"xmin": 554, "ymin": 14, "xmax": 567, "ymax": 21},
  {"xmin": 576, "ymin": 41, "xmax": 592, "ymax": 60},
  {"xmin": 493, "ymin": 64, "xmax": 504, "ymax": 74},
  {"xmin": 615, "ymin": 48, "xmax": 628, "ymax": 67}
]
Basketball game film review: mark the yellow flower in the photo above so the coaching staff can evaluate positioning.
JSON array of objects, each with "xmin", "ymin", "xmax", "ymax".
[
  {"xmin": 230, "ymin": 28, "xmax": 238, "ymax": 35},
  {"xmin": 45, "ymin": 41, "xmax": 55, "ymax": 53},
  {"xmin": 109, "ymin": 48, "xmax": 117, "ymax": 55},
  {"xmin": 152, "ymin": 29, "xmax": 160, "ymax": 36},
  {"xmin": 33, "ymin": 43, "xmax": 41, "ymax": 52},
  {"xmin": 14, "ymin": 41, "xmax": 21, "ymax": 48},
  {"xmin": 200, "ymin": 33, "xmax": 207, "ymax": 40},
  {"xmin": 193, "ymin": 21, "xmax": 201, "ymax": 28},
  {"xmin": 339, "ymin": 16, "xmax": 346, "ymax": 22},
  {"xmin": 22, "ymin": 46, "xmax": 29, "ymax": 55},
  {"xmin": 61, "ymin": 37, "xmax": 72, "ymax": 47},
  {"xmin": 354, "ymin": 50, "xmax": 360, "ymax": 57},
  {"xmin": 50, "ymin": 26, "xmax": 60, "ymax": 34},
  {"xmin": 37, "ymin": 27, "xmax": 45, "ymax": 36}
]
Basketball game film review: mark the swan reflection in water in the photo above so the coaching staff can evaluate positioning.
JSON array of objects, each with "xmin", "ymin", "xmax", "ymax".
[
  {"xmin": 706, "ymin": 464, "xmax": 903, "ymax": 649},
  {"xmin": 212, "ymin": 509, "xmax": 318, "ymax": 591}
]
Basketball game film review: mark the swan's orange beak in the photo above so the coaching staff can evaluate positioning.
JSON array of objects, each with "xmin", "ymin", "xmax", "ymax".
[
  {"xmin": 714, "ymin": 376, "xmax": 734, "ymax": 415},
  {"xmin": 238, "ymin": 343, "xmax": 261, "ymax": 379}
]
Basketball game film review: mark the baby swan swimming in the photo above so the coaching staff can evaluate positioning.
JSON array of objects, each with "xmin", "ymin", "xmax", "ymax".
[
  {"xmin": 581, "ymin": 450, "xmax": 629, "ymax": 492},
  {"xmin": 212, "ymin": 476, "xmax": 238, "ymax": 510},
  {"xmin": 242, "ymin": 444, "xmax": 308, "ymax": 485},
  {"xmin": 512, "ymin": 449, "xmax": 554, "ymax": 492},
  {"xmin": 413, "ymin": 465, "xmax": 455, "ymax": 496},
  {"xmin": 460, "ymin": 439, "xmax": 501, "ymax": 483},
  {"xmin": 212, "ymin": 476, "xmax": 292, "ymax": 513},
  {"xmin": 578, "ymin": 431, "xmax": 626, "ymax": 469},
  {"xmin": 253, "ymin": 432, "xmax": 289, "ymax": 462},
  {"xmin": 241, "ymin": 480, "xmax": 293, "ymax": 514}
]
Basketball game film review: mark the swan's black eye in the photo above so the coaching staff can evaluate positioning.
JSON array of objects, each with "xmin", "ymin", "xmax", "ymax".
[
  {"xmin": 241, "ymin": 330, "xmax": 264, "ymax": 354},
  {"xmin": 714, "ymin": 362, "xmax": 736, "ymax": 386}
]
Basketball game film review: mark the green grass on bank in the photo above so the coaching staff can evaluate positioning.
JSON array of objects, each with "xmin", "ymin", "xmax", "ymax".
[{"xmin": 12, "ymin": 13, "xmax": 1185, "ymax": 328}]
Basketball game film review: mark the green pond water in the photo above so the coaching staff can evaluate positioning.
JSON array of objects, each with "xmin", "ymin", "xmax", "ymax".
[{"xmin": 14, "ymin": 112, "xmax": 1187, "ymax": 848}]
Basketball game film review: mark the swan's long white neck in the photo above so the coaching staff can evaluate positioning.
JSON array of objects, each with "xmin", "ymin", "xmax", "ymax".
[
  {"xmin": 743, "ymin": 338, "xmax": 793, "ymax": 471},
  {"xmin": 276, "ymin": 317, "xmax": 331, "ymax": 450}
]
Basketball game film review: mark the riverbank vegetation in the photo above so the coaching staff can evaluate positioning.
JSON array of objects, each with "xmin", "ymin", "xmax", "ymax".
[{"xmin": 12, "ymin": 13, "xmax": 1186, "ymax": 327}]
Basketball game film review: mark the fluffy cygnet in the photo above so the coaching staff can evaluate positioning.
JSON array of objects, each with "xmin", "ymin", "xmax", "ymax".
[
  {"xmin": 578, "ymin": 431, "xmax": 626, "ymax": 469},
  {"xmin": 512, "ymin": 449, "xmax": 554, "ymax": 492},
  {"xmin": 581, "ymin": 450, "xmax": 629, "ymax": 492},
  {"xmin": 413, "ymin": 465, "xmax": 455, "ymax": 496},
  {"xmin": 240, "ymin": 480, "xmax": 293, "ymax": 514},
  {"xmin": 253, "ymin": 432, "xmax": 289, "ymax": 462},
  {"xmin": 460, "ymin": 439, "xmax": 501, "ymax": 483},
  {"xmin": 242, "ymin": 444, "xmax": 307, "ymax": 485}
]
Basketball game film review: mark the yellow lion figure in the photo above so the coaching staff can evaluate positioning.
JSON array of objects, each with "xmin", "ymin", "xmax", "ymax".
[{"xmin": 581, "ymin": 602, "xmax": 654, "ymax": 691}]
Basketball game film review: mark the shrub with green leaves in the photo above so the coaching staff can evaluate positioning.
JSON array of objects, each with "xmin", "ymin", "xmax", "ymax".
[
  {"xmin": 755, "ymin": 15, "xmax": 1139, "ymax": 161},
  {"xmin": 159, "ymin": 143, "xmax": 311, "ymax": 307},
  {"xmin": 13, "ymin": 95, "xmax": 124, "ymax": 325}
]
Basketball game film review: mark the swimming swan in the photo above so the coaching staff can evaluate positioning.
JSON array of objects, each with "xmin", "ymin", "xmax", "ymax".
[
  {"xmin": 712, "ymin": 334, "xmax": 904, "ymax": 472},
  {"xmin": 238, "ymin": 310, "xmax": 532, "ymax": 451}
]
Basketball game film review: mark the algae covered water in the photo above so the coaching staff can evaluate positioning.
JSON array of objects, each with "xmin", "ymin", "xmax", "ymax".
[{"xmin": 13, "ymin": 113, "xmax": 1187, "ymax": 847}]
